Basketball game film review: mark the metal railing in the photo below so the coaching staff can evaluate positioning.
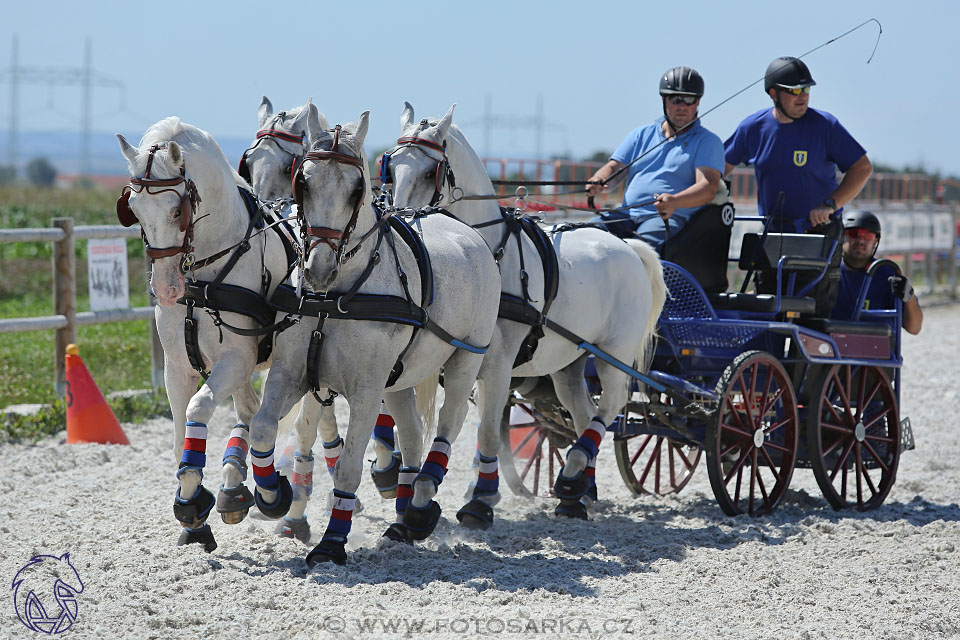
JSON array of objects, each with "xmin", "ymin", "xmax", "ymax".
[{"xmin": 0, "ymin": 218, "xmax": 163, "ymax": 395}]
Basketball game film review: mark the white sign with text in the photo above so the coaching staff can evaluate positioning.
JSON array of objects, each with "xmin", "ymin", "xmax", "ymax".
[{"xmin": 87, "ymin": 238, "xmax": 130, "ymax": 311}]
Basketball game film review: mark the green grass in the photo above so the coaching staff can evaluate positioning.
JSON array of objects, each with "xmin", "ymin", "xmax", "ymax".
[{"xmin": 1, "ymin": 185, "xmax": 168, "ymax": 439}]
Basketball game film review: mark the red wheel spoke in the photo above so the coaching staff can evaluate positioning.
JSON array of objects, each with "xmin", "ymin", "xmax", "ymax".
[
  {"xmin": 860, "ymin": 459, "xmax": 879, "ymax": 497},
  {"xmin": 724, "ymin": 395, "xmax": 749, "ymax": 432},
  {"xmin": 748, "ymin": 448, "xmax": 758, "ymax": 513},
  {"xmin": 822, "ymin": 434, "xmax": 847, "ymax": 456},
  {"xmin": 637, "ymin": 438, "xmax": 662, "ymax": 487},
  {"xmin": 755, "ymin": 464, "xmax": 770, "ymax": 504},
  {"xmin": 519, "ymin": 432, "xmax": 546, "ymax": 481},
  {"xmin": 825, "ymin": 398, "xmax": 847, "ymax": 427},
  {"xmin": 757, "ymin": 369, "xmax": 777, "ymax": 418},
  {"xmin": 821, "ymin": 421, "xmax": 854, "ymax": 435},
  {"xmin": 667, "ymin": 443, "xmax": 678, "ymax": 489},
  {"xmin": 862, "ymin": 408, "xmax": 894, "ymax": 434},
  {"xmin": 760, "ymin": 439, "xmax": 792, "ymax": 454},
  {"xmin": 630, "ymin": 435, "xmax": 654, "ymax": 466},
  {"xmin": 723, "ymin": 447, "xmax": 751, "ymax": 484},
  {"xmin": 855, "ymin": 445, "xmax": 864, "ymax": 506},
  {"xmin": 674, "ymin": 445, "xmax": 696, "ymax": 471},
  {"xmin": 720, "ymin": 420, "xmax": 754, "ymax": 441},
  {"xmin": 855, "ymin": 369, "xmax": 868, "ymax": 423},
  {"xmin": 861, "ymin": 377, "xmax": 883, "ymax": 411},
  {"xmin": 759, "ymin": 447, "xmax": 781, "ymax": 483},
  {"xmin": 737, "ymin": 369, "xmax": 757, "ymax": 428},
  {"xmin": 832, "ymin": 370, "xmax": 853, "ymax": 420},
  {"xmin": 829, "ymin": 437, "xmax": 856, "ymax": 481},
  {"xmin": 861, "ymin": 439, "xmax": 891, "ymax": 474},
  {"xmin": 764, "ymin": 415, "xmax": 793, "ymax": 437},
  {"xmin": 512, "ymin": 427, "xmax": 539, "ymax": 458},
  {"xmin": 733, "ymin": 459, "xmax": 744, "ymax": 504}
]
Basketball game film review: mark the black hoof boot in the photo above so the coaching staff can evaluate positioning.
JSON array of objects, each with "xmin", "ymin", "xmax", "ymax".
[
  {"xmin": 217, "ymin": 484, "xmax": 254, "ymax": 525},
  {"xmin": 174, "ymin": 485, "xmax": 216, "ymax": 529},
  {"xmin": 555, "ymin": 500, "xmax": 589, "ymax": 520},
  {"xmin": 456, "ymin": 499, "xmax": 494, "ymax": 530},
  {"xmin": 553, "ymin": 471, "xmax": 590, "ymax": 501},
  {"xmin": 370, "ymin": 452, "xmax": 402, "ymax": 499},
  {"xmin": 276, "ymin": 517, "xmax": 311, "ymax": 544},
  {"xmin": 254, "ymin": 476, "xmax": 293, "ymax": 519},
  {"xmin": 306, "ymin": 539, "xmax": 347, "ymax": 566},
  {"xmin": 402, "ymin": 500, "xmax": 442, "ymax": 541},
  {"xmin": 177, "ymin": 524, "xmax": 218, "ymax": 552},
  {"xmin": 382, "ymin": 523, "xmax": 413, "ymax": 544}
]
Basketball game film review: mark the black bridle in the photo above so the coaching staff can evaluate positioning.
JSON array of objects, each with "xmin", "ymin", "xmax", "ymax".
[{"xmin": 237, "ymin": 112, "xmax": 306, "ymax": 186}]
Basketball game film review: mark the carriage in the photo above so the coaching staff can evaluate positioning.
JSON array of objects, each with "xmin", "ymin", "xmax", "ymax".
[{"xmin": 499, "ymin": 205, "xmax": 913, "ymax": 516}]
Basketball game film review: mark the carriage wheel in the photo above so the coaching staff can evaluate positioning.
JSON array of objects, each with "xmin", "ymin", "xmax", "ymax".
[
  {"xmin": 706, "ymin": 351, "xmax": 799, "ymax": 516},
  {"xmin": 806, "ymin": 364, "xmax": 900, "ymax": 510},
  {"xmin": 615, "ymin": 434, "xmax": 702, "ymax": 496},
  {"xmin": 498, "ymin": 404, "xmax": 568, "ymax": 498}
]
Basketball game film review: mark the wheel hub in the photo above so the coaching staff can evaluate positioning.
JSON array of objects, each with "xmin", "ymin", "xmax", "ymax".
[
  {"xmin": 753, "ymin": 428, "xmax": 765, "ymax": 448},
  {"xmin": 854, "ymin": 422, "xmax": 866, "ymax": 442}
]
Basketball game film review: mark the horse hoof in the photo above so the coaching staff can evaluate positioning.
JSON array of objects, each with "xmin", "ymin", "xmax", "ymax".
[
  {"xmin": 217, "ymin": 484, "xmax": 254, "ymax": 525},
  {"xmin": 382, "ymin": 523, "xmax": 413, "ymax": 544},
  {"xmin": 306, "ymin": 540, "xmax": 347, "ymax": 566},
  {"xmin": 456, "ymin": 499, "xmax": 494, "ymax": 530},
  {"xmin": 402, "ymin": 500, "xmax": 442, "ymax": 541},
  {"xmin": 255, "ymin": 475, "xmax": 293, "ymax": 519},
  {"xmin": 276, "ymin": 517, "xmax": 311, "ymax": 544},
  {"xmin": 555, "ymin": 500, "xmax": 589, "ymax": 520},
  {"xmin": 553, "ymin": 471, "xmax": 589, "ymax": 500},
  {"xmin": 173, "ymin": 485, "xmax": 216, "ymax": 529},
  {"xmin": 370, "ymin": 452, "xmax": 402, "ymax": 499},
  {"xmin": 177, "ymin": 524, "xmax": 218, "ymax": 553}
]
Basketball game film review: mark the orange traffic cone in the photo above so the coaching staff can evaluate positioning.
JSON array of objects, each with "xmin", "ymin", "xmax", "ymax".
[{"xmin": 65, "ymin": 344, "xmax": 130, "ymax": 445}]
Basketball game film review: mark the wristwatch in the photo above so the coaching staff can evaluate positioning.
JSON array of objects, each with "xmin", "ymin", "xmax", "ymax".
[{"xmin": 822, "ymin": 197, "xmax": 838, "ymax": 212}]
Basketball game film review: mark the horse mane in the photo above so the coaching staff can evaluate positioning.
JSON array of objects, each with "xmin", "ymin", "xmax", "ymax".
[{"xmin": 136, "ymin": 116, "xmax": 247, "ymax": 189}]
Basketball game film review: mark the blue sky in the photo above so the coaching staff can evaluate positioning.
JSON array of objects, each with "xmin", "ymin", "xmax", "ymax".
[{"xmin": 3, "ymin": 0, "xmax": 959, "ymax": 175}]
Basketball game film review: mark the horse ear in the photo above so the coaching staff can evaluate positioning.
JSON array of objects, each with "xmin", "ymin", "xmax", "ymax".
[
  {"xmin": 258, "ymin": 96, "xmax": 273, "ymax": 127},
  {"xmin": 353, "ymin": 111, "xmax": 370, "ymax": 146},
  {"xmin": 168, "ymin": 141, "xmax": 183, "ymax": 168},
  {"xmin": 401, "ymin": 101, "xmax": 415, "ymax": 130},
  {"xmin": 116, "ymin": 134, "xmax": 138, "ymax": 167},
  {"xmin": 436, "ymin": 104, "xmax": 456, "ymax": 140},
  {"xmin": 306, "ymin": 101, "xmax": 329, "ymax": 140}
]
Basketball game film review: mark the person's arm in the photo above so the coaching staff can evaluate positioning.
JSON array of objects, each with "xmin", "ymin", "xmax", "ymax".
[
  {"xmin": 723, "ymin": 161, "xmax": 737, "ymax": 178},
  {"xmin": 903, "ymin": 295, "xmax": 923, "ymax": 335},
  {"xmin": 586, "ymin": 159, "xmax": 627, "ymax": 196},
  {"xmin": 808, "ymin": 154, "xmax": 874, "ymax": 225},
  {"xmin": 654, "ymin": 166, "xmax": 722, "ymax": 219}
]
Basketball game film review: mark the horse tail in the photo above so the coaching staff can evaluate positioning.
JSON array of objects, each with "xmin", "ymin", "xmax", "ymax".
[
  {"xmin": 626, "ymin": 238, "xmax": 666, "ymax": 379},
  {"xmin": 415, "ymin": 371, "xmax": 440, "ymax": 447}
]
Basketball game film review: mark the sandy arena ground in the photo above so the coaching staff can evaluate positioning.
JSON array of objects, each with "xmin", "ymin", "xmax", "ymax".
[{"xmin": 1, "ymin": 304, "xmax": 958, "ymax": 639}]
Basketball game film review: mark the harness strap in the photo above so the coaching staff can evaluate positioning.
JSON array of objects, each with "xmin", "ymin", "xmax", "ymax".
[
  {"xmin": 183, "ymin": 300, "xmax": 208, "ymax": 379},
  {"xmin": 306, "ymin": 316, "xmax": 326, "ymax": 394}
]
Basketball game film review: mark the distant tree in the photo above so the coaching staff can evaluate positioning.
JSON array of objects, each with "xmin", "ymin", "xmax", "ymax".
[
  {"xmin": 587, "ymin": 150, "xmax": 611, "ymax": 163},
  {"xmin": 0, "ymin": 165, "xmax": 15, "ymax": 185},
  {"xmin": 26, "ymin": 158, "xmax": 57, "ymax": 187}
]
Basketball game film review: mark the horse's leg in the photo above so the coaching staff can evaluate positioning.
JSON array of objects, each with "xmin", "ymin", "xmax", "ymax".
[
  {"xmin": 216, "ymin": 380, "xmax": 261, "ymax": 525},
  {"xmin": 248, "ymin": 362, "xmax": 305, "ymax": 524},
  {"xmin": 370, "ymin": 399, "xmax": 402, "ymax": 498},
  {"xmin": 405, "ymin": 352, "xmax": 482, "ymax": 541},
  {"xmin": 549, "ymin": 354, "xmax": 604, "ymax": 520},
  {"xmin": 456, "ymin": 346, "xmax": 516, "ymax": 530},
  {"xmin": 174, "ymin": 352, "xmax": 253, "ymax": 551},
  {"xmin": 307, "ymin": 388, "xmax": 383, "ymax": 566},
  {"xmin": 380, "ymin": 388, "xmax": 424, "ymax": 542},
  {"xmin": 275, "ymin": 394, "xmax": 324, "ymax": 543}
]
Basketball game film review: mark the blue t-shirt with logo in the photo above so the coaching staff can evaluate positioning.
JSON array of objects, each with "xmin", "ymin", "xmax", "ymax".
[
  {"xmin": 831, "ymin": 261, "xmax": 897, "ymax": 320},
  {"xmin": 612, "ymin": 117, "xmax": 725, "ymax": 227},
  {"xmin": 724, "ymin": 108, "xmax": 866, "ymax": 232}
]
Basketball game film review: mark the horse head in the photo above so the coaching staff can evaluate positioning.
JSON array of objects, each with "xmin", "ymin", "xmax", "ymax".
[
  {"xmin": 239, "ymin": 97, "xmax": 327, "ymax": 201},
  {"xmin": 386, "ymin": 102, "xmax": 456, "ymax": 210},
  {"xmin": 296, "ymin": 111, "xmax": 371, "ymax": 292},
  {"xmin": 116, "ymin": 117, "xmax": 241, "ymax": 305}
]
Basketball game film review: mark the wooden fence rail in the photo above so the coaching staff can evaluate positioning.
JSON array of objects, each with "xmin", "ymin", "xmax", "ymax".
[{"xmin": 0, "ymin": 217, "xmax": 163, "ymax": 396}]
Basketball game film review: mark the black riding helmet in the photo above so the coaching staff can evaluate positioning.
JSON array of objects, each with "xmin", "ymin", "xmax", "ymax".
[
  {"xmin": 764, "ymin": 57, "xmax": 816, "ymax": 92},
  {"xmin": 660, "ymin": 66, "xmax": 703, "ymax": 134},
  {"xmin": 660, "ymin": 66, "xmax": 705, "ymax": 96},
  {"xmin": 843, "ymin": 209, "xmax": 882, "ymax": 237}
]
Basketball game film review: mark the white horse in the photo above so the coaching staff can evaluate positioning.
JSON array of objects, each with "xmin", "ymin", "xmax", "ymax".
[
  {"xmin": 116, "ymin": 118, "xmax": 295, "ymax": 551},
  {"xmin": 386, "ymin": 103, "xmax": 667, "ymax": 521},
  {"xmin": 247, "ymin": 112, "xmax": 502, "ymax": 565},
  {"xmin": 238, "ymin": 97, "xmax": 324, "ymax": 201}
]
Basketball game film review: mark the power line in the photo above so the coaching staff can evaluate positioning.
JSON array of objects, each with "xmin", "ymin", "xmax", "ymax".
[
  {"xmin": 1, "ymin": 36, "xmax": 125, "ymax": 177},
  {"xmin": 463, "ymin": 93, "xmax": 565, "ymax": 159}
]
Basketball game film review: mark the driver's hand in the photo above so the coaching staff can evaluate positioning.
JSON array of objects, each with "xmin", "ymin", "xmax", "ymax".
[
  {"xmin": 889, "ymin": 275, "xmax": 915, "ymax": 302},
  {"xmin": 654, "ymin": 193, "xmax": 678, "ymax": 220}
]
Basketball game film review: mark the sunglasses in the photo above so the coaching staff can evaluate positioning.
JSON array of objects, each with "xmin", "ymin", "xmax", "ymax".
[
  {"xmin": 779, "ymin": 86, "xmax": 811, "ymax": 96},
  {"xmin": 844, "ymin": 228, "xmax": 877, "ymax": 242},
  {"xmin": 666, "ymin": 95, "xmax": 698, "ymax": 106}
]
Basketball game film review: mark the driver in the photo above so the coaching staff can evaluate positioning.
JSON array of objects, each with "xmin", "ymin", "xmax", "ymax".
[
  {"xmin": 585, "ymin": 66, "xmax": 725, "ymax": 250},
  {"xmin": 832, "ymin": 209, "xmax": 923, "ymax": 335}
]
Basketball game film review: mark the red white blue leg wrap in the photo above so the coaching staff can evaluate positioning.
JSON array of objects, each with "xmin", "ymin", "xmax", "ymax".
[
  {"xmin": 250, "ymin": 447, "xmax": 280, "ymax": 490},
  {"xmin": 322, "ymin": 489, "xmax": 357, "ymax": 544},
  {"xmin": 291, "ymin": 453, "xmax": 314, "ymax": 500},
  {"xmin": 418, "ymin": 437, "xmax": 452, "ymax": 487},
  {"xmin": 222, "ymin": 423, "xmax": 250, "ymax": 478},
  {"xmin": 569, "ymin": 417, "xmax": 606, "ymax": 461},
  {"xmin": 322, "ymin": 436, "xmax": 343, "ymax": 478},
  {"xmin": 178, "ymin": 421, "xmax": 207, "ymax": 478},
  {"xmin": 395, "ymin": 466, "xmax": 420, "ymax": 519}
]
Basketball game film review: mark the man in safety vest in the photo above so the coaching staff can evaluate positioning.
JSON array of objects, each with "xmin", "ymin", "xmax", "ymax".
[
  {"xmin": 832, "ymin": 210, "xmax": 923, "ymax": 335},
  {"xmin": 586, "ymin": 66, "xmax": 725, "ymax": 250}
]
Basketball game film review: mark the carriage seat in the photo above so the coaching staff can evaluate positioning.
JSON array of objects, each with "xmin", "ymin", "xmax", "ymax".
[
  {"xmin": 708, "ymin": 292, "xmax": 816, "ymax": 315},
  {"xmin": 660, "ymin": 201, "xmax": 734, "ymax": 295}
]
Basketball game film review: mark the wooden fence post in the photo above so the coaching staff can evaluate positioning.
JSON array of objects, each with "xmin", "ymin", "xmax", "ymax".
[{"xmin": 52, "ymin": 217, "xmax": 76, "ymax": 396}]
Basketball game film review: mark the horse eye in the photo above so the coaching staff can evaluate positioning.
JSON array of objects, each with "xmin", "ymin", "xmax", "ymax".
[
  {"xmin": 281, "ymin": 164, "xmax": 293, "ymax": 176},
  {"xmin": 426, "ymin": 170, "xmax": 436, "ymax": 179}
]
